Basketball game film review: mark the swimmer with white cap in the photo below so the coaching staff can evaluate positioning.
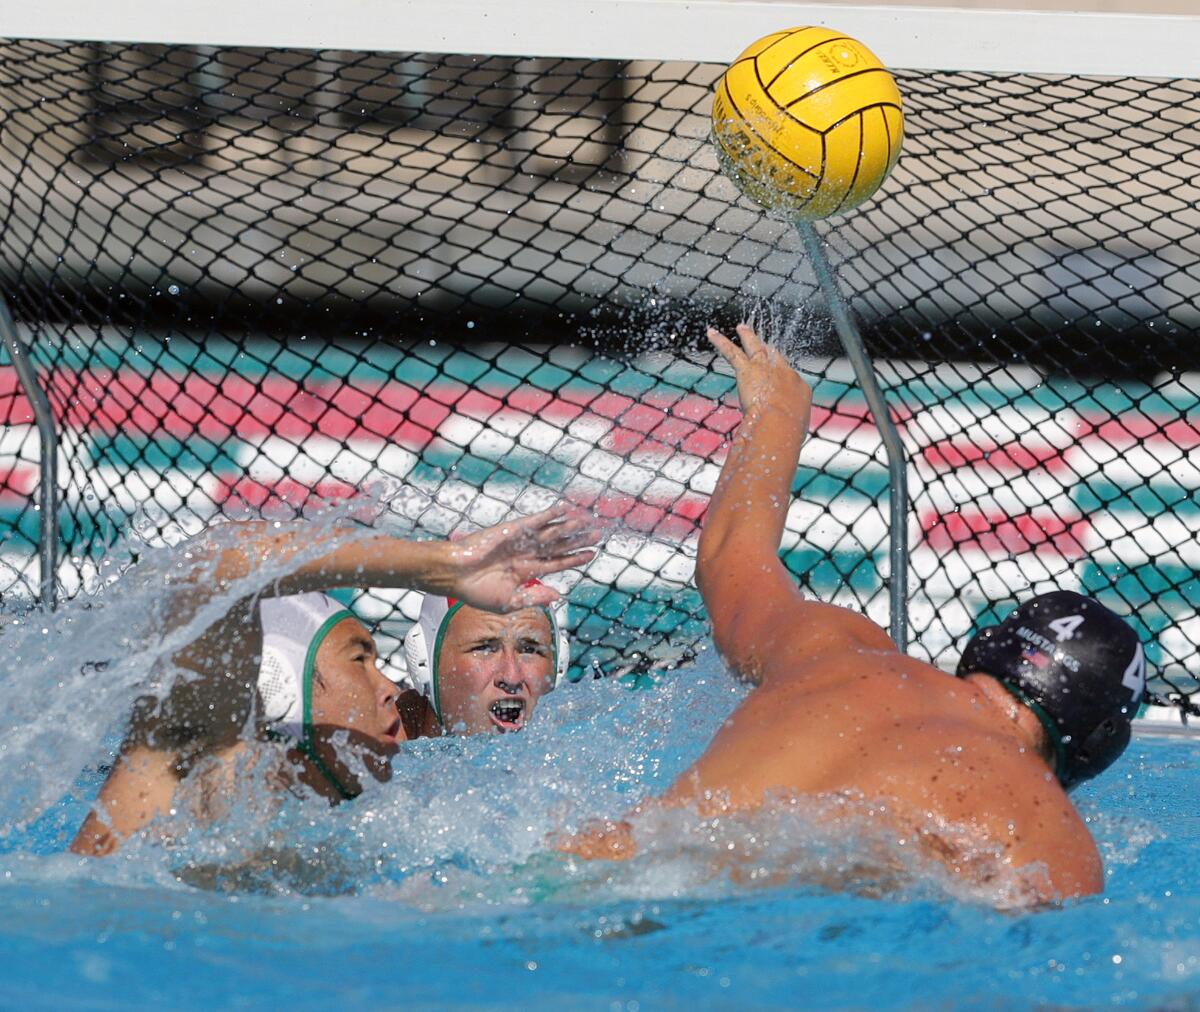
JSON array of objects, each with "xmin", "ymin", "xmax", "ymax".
[
  {"xmin": 72, "ymin": 505, "xmax": 597, "ymax": 856},
  {"xmin": 559, "ymin": 324, "xmax": 1145, "ymax": 906},
  {"xmin": 397, "ymin": 589, "xmax": 570, "ymax": 735}
]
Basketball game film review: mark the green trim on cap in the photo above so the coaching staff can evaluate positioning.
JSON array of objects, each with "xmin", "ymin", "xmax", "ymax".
[
  {"xmin": 301, "ymin": 608, "xmax": 359, "ymax": 801},
  {"xmin": 998, "ymin": 678, "xmax": 1069, "ymax": 784},
  {"xmin": 429, "ymin": 600, "xmax": 467, "ymax": 726}
]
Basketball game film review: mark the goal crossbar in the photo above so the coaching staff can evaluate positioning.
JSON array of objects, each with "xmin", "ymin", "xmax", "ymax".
[{"xmin": 2, "ymin": 2, "xmax": 1200, "ymax": 78}]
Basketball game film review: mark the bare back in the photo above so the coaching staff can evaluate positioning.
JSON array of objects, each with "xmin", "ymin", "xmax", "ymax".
[{"xmin": 660, "ymin": 636, "xmax": 1101, "ymax": 898}]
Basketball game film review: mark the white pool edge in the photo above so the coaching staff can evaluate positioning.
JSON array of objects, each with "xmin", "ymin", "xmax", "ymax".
[{"xmin": 1133, "ymin": 706, "xmax": 1198, "ymax": 740}]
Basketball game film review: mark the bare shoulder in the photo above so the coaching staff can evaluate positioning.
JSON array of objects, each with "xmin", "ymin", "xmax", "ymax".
[
  {"xmin": 1002, "ymin": 768, "xmax": 1103, "ymax": 901},
  {"xmin": 926, "ymin": 731, "xmax": 1103, "ymax": 901},
  {"xmin": 70, "ymin": 743, "xmax": 184, "ymax": 854},
  {"xmin": 748, "ymin": 607, "xmax": 909, "ymax": 692},
  {"xmin": 790, "ymin": 600, "xmax": 897, "ymax": 656}
]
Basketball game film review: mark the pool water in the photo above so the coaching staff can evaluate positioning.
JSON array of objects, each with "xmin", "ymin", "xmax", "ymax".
[{"xmin": 0, "ymin": 551, "xmax": 1197, "ymax": 1010}]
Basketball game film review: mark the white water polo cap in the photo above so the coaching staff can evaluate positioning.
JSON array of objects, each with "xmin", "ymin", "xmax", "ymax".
[
  {"xmin": 401, "ymin": 589, "xmax": 570, "ymax": 723},
  {"xmin": 256, "ymin": 591, "xmax": 358, "ymax": 741}
]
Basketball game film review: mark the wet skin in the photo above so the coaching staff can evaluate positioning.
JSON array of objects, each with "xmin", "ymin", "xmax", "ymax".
[
  {"xmin": 305, "ymin": 616, "xmax": 401, "ymax": 792},
  {"xmin": 560, "ymin": 325, "xmax": 1103, "ymax": 904},
  {"xmin": 302, "ymin": 605, "xmax": 555, "ymax": 797}
]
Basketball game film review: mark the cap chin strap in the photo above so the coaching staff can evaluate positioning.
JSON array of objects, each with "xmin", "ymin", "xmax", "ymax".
[
  {"xmin": 996, "ymin": 678, "xmax": 1070, "ymax": 786},
  {"xmin": 300, "ymin": 610, "xmax": 360, "ymax": 801}
]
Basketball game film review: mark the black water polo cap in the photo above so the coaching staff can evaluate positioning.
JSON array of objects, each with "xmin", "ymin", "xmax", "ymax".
[{"xmin": 956, "ymin": 591, "xmax": 1146, "ymax": 789}]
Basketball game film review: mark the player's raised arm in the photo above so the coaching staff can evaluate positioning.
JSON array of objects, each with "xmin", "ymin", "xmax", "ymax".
[
  {"xmin": 697, "ymin": 324, "xmax": 892, "ymax": 683},
  {"xmin": 170, "ymin": 504, "xmax": 597, "ymax": 621}
]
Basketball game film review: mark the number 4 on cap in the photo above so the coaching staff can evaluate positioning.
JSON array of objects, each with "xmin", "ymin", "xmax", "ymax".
[
  {"xmin": 1048, "ymin": 615, "xmax": 1085, "ymax": 641},
  {"xmin": 1122, "ymin": 643, "xmax": 1146, "ymax": 702}
]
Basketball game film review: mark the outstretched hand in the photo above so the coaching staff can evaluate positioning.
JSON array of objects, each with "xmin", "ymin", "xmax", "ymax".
[
  {"xmin": 446, "ymin": 504, "xmax": 600, "ymax": 613},
  {"xmin": 708, "ymin": 322, "xmax": 812, "ymax": 425}
]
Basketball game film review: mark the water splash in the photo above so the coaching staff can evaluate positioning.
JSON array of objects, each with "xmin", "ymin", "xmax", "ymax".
[
  {"xmin": 0, "ymin": 497, "xmax": 424, "ymax": 837},
  {"xmin": 0, "ymin": 495, "xmax": 1162, "ymax": 913}
]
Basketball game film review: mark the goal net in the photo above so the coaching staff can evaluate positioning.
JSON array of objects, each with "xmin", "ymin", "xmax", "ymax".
[{"xmin": 1, "ymin": 3, "xmax": 1197, "ymax": 715}]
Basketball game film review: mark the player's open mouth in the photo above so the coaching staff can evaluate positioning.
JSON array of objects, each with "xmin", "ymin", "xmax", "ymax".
[
  {"xmin": 381, "ymin": 716, "xmax": 403, "ymax": 748},
  {"xmin": 488, "ymin": 698, "xmax": 526, "ymax": 732}
]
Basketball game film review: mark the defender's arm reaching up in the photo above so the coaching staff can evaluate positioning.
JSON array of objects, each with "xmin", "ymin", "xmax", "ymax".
[
  {"xmin": 178, "ymin": 504, "xmax": 596, "ymax": 618},
  {"xmin": 72, "ymin": 506, "xmax": 598, "ymax": 856}
]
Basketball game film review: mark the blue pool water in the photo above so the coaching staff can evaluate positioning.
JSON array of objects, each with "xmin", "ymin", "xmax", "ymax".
[{"xmin": 0, "ymin": 539, "xmax": 1197, "ymax": 1010}]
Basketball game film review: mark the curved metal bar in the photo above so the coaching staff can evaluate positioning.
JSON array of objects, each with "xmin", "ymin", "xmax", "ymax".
[
  {"xmin": 0, "ymin": 295, "xmax": 58, "ymax": 610},
  {"xmin": 795, "ymin": 220, "xmax": 908, "ymax": 649}
]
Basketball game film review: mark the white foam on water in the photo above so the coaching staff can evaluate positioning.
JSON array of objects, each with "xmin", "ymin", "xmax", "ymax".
[{"xmin": 148, "ymin": 668, "xmax": 1060, "ymax": 911}]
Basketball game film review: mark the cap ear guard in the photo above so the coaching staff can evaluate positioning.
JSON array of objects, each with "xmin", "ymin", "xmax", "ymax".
[
  {"xmin": 400, "ymin": 611, "xmax": 434, "ymax": 696},
  {"xmin": 545, "ymin": 593, "xmax": 570, "ymax": 687},
  {"xmin": 399, "ymin": 595, "xmax": 443, "ymax": 701},
  {"xmin": 1069, "ymin": 716, "xmax": 1133, "ymax": 785},
  {"xmin": 257, "ymin": 591, "xmax": 356, "ymax": 740}
]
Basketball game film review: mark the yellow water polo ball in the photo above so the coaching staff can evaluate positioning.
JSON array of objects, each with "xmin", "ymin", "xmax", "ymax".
[{"xmin": 712, "ymin": 26, "xmax": 904, "ymax": 219}]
